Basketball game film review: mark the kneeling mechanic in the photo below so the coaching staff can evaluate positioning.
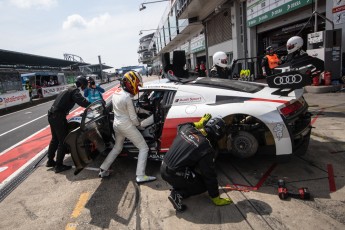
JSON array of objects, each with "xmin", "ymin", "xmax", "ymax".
[{"xmin": 161, "ymin": 114, "xmax": 233, "ymax": 212}]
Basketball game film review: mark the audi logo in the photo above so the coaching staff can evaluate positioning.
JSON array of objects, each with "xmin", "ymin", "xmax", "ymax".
[{"xmin": 273, "ymin": 74, "xmax": 303, "ymax": 85}]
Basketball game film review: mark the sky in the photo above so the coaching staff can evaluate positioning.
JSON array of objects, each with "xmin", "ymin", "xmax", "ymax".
[{"xmin": 0, "ymin": 0, "xmax": 170, "ymax": 70}]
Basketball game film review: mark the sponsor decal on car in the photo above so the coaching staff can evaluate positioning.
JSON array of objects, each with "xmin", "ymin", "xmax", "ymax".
[
  {"xmin": 273, "ymin": 123, "xmax": 284, "ymax": 140},
  {"xmin": 174, "ymin": 96, "xmax": 203, "ymax": 104},
  {"xmin": 68, "ymin": 116, "xmax": 82, "ymax": 123},
  {"xmin": 144, "ymin": 85, "xmax": 178, "ymax": 90},
  {"xmin": 266, "ymin": 71, "xmax": 310, "ymax": 89}
]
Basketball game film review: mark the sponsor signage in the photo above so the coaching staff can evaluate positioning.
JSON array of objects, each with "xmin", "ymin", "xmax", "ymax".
[
  {"xmin": 266, "ymin": 71, "xmax": 311, "ymax": 89},
  {"xmin": 247, "ymin": 0, "xmax": 313, "ymax": 27},
  {"xmin": 333, "ymin": 0, "xmax": 345, "ymax": 24},
  {"xmin": 42, "ymin": 85, "xmax": 69, "ymax": 97},
  {"xmin": 0, "ymin": 91, "xmax": 30, "ymax": 109},
  {"xmin": 190, "ymin": 35, "xmax": 205, "ymax": 53}
]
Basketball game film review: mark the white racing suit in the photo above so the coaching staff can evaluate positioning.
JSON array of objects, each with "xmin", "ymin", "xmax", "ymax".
[
  {"xmin": 100, "ymin": 88, "xmax": 149, "ymax": 176},
  {"xmin": 136, "ymin": 107, "xmax": 154, "ymax": 128}
]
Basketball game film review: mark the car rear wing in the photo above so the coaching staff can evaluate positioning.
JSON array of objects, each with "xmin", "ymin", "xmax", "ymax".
[{"xmin": 266, "ymin": 71, "xmax": 311, "ymax": 96}]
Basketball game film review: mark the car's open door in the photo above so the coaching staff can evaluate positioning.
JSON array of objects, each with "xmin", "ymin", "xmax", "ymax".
[{"xmin": 64, "ymin": 100, "xmax": 111, "ymax": 175}]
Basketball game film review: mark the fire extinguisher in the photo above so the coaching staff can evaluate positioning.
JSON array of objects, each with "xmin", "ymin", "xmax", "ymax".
[{"xmin": 324, "ymin": 71, "xmax": 332, "ymax": 86}]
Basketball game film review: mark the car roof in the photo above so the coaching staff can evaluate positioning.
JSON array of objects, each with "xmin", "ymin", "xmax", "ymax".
[
  {"xmin": 143, "ymin": 77, "xmax": 265, "ymax": 94},
  {"xmin": 189, "ymin": 78, "xmax": 265, "ymax": 94}
]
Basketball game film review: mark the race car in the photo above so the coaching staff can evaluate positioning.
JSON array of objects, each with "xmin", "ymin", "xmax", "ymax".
[{"xmin": 65, "ymin": 75, "xmax": 312, "ymax": 175}]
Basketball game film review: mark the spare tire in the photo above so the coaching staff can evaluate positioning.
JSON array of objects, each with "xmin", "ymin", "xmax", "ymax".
[{"xmin": 231, "ymin": 131, "xmax": 258, "ymax": 158}]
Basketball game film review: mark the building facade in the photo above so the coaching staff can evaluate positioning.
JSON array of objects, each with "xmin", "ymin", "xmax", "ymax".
[
  {"xmin": 139, "ymin": 0, "xmax": 343, "ymax": 79},
  {"xmin": 138, "ymin": 33, "xmax": 156, "ymax": 65}
]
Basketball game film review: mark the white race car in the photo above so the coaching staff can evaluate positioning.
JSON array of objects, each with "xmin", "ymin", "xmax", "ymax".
[{"xmin": 65, "ymin": 75, "xmax": 312, "ymax": 175}]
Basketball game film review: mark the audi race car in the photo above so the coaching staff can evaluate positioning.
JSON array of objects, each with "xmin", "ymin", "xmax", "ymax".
[{"xmin": 65, "ymin": 74, "xmax": 312, "ymax": 175}]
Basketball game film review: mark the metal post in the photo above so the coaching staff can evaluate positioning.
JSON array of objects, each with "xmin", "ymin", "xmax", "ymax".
[
  {"xmin": 203, "ymin": 22, "xmax": 209, "ymax": 76},
  {"xmin": 98, "ymin": 55, "xmax": 103, "ymax": 81},
  {"xmin": 314, "ymin": 0, "xmax": 318, "ymax": 32}
]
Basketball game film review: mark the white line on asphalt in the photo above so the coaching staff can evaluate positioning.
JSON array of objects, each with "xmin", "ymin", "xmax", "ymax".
[
  {"xmin": 0, "ymin": 114, "xmax": 47, "ymax": 137},
  {"xmin": 0, "ymin": 101, "xmax": 52, "ymax": 118}
]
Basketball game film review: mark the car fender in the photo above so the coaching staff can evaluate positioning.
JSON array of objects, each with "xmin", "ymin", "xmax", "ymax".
[{"xmin": 162, "ymin": 101, "xmax": 292, "ymax": 156}]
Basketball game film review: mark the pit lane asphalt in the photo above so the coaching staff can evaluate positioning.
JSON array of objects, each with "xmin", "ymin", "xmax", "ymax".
[
  {"xmin": 0, "ymin": 76, "xmax": 344, "ymax": 230},
  {"xmin": 0, "ymin": 81, "xmax": 119, "ymax": 154}
]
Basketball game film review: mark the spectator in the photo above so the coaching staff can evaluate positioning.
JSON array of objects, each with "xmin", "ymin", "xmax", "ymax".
[
  {"xmin": 195, "ymin": 63, "xmax": 200, "ymax": 74},
  {"xmin": 48, "ymin": 78, "xmax": 55, "ymax": 87},
  {"xmin": 84, "ymin": 77, "xmax": 105, "ymax": 103},
  {"xmin": 261, "ymin": 46, "xmax": 281, "ymax": 77},
  {"xmin": 25, "ymin": 80, "xmax": 32, "ymax": 102},
  {"xmin": 200, "ymin": 61, "xmax": 206, "ymax": 77},
  {"xmin": 210, "ymin": 51, "xmax": 230, "ymax": 79}
]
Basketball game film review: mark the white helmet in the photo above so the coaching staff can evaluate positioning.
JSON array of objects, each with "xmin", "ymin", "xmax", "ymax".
[
  {"xmin": 286, "ymin": 36, "xmax": 303, "ymax": 54},
  {"xmin": 213, "ymin": 51, "xmax": 228, "ymax": 68}
]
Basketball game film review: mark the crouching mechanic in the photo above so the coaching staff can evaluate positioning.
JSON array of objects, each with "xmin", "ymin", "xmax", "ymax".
[
  {"xmin": 46, "ymin": 76, "xmax": 91, "ymax": 173},
  {"xmin": 99, "ymin": 71, "xmax": 156, "ymax": 183},
  {"xmin": 160, "ymin": 114, "xmax": 233, "ymax": 212}
]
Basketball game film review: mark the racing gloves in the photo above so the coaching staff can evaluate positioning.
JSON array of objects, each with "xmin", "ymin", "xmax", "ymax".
[
  {"xmin": 194, "ymin": 113, "xmax": 212, "ymax": 129},
  {"xmin": 211, "ymin": 196, "xmax": 233, "ymax": 206}
]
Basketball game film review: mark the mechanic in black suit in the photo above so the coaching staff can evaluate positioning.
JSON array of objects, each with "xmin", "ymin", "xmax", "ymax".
[
  {"xmin": 46, "ymin": 76, "xmax": 90, "ymax": 173},
  {"xmin": 161, "ymin": 114, "xmax": 232, "ymax": 212}
]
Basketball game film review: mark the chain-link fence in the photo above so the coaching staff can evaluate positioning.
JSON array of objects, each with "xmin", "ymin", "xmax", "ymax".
[{"xmin": 0, "ymin": 71, "xmax": 23, "ymax": 94}]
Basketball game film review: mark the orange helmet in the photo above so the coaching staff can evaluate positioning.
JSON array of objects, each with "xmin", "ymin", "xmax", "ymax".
[{"xmin": 121, "ymin": 71, "xmax": 143, "ymax": 95}]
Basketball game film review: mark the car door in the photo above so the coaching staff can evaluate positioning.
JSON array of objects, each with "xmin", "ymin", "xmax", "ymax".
[{"xmin": 64, "ymin": 100, "xmax": 111, "ymax": 175}]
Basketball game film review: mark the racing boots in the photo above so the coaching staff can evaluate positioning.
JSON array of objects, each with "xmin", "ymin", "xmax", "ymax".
[
  {"xmin": 98, "ymin": 169, "xmax": 110, "ymax": 178},
  {"xmin": 54, "ymin": 164, "xmax": 72, "ymax": 173},
  {"xmin": 168, "ymin": 189, "xmax": 186, "ymax": 212},
  {"xmin": 46, "ymin": 160, "xmax": 56, "ymax": 167},
  {"xmin": 136, "ymin": 175, "xmax": 156, "ymax": 184}
]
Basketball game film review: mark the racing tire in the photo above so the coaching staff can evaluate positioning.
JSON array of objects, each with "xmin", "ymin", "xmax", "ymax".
[{"xmin": 231, "ymin": 131, "xmax": 258, "ymax": 158}]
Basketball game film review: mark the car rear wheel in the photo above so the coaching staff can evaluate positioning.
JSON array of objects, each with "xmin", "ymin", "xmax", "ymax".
[{"xmin": 228, "ymin": 131, "xmax": 258, "ymax": 158}]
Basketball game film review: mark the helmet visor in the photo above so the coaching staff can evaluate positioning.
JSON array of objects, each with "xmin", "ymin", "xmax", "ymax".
[
  {"xmin": 220, "ymin": 59, "xmax": 228, "ymax": 65},
  {"xmin": 287, "ymin": 43, "xmax": 295, "ymax": 51}
]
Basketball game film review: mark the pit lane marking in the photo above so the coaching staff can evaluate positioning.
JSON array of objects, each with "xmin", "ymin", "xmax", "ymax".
[
  {"xmin": 66, "ymin": 192, "xmax": 90, "ymax": 230},
  {"xmin": 327, "ymin": 164, "xmax": 337, "ymax": 192}
]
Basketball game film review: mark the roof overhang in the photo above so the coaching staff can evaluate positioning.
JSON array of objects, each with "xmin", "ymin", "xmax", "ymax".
[
  {"xmin": 177, "ymin": 0, "xmax": 228, "ymax": 20},
  {"xmin": 0, "ymin": 49, "xmax": 86, "ymax": 68},
  {"xmin": 157, "ymin": 22, "xmax": 203, "ymax": 56}
]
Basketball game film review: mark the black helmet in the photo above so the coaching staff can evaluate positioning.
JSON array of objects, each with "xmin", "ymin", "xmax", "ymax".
[
  {"xmin": 75, "ymin": 76, "xmax": 88, "ymax": 89},
  {"xmin": 86, "ymin": 76, "xmax": 95, "ymax": 82},
  {"xmin": 204, "ymin": 117, "xmax": 227, "ymax": 140},
  {"xmin": 266, "ymin": 46, "xmax": 273, "ymax": 53}
]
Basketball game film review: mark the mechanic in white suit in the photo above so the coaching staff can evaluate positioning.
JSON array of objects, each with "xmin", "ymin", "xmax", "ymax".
[{"xmin": 99, "ymin": 70, "xmax": 156, "ymax": 183}]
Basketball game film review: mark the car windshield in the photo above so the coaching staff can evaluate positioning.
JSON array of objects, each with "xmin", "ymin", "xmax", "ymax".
[{"xmin": 191, "ymin": 78, "xmax": 264, "ymax": 93}]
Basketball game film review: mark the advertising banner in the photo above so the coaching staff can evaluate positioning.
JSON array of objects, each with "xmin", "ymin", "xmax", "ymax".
[
  {"xmin": 333, "ymin": 0, "xmax": 345, "ymax": 25},
  {"xmin": 247, "ymin": 0, "xmax": 313, "ymax": 27},
  {"xmin": 0, "ymin": 91, "xmax": 30, "ymax": 109},
  {"xmin": 42, "ymin": 85, "xmax": 69, "ymax": 98}
]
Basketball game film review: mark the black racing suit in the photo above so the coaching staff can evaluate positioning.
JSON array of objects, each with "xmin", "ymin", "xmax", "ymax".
[
  {"xmin": 160, "ymin": 123, "xmax": 219, "ymax": 199},
  {"xmin": 209, "ymin": 65, "xmax": 230, "ymax": 79},
  {"xmin": 47, "ymin": 86, "xmax": 90, "ymax": 166}
]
